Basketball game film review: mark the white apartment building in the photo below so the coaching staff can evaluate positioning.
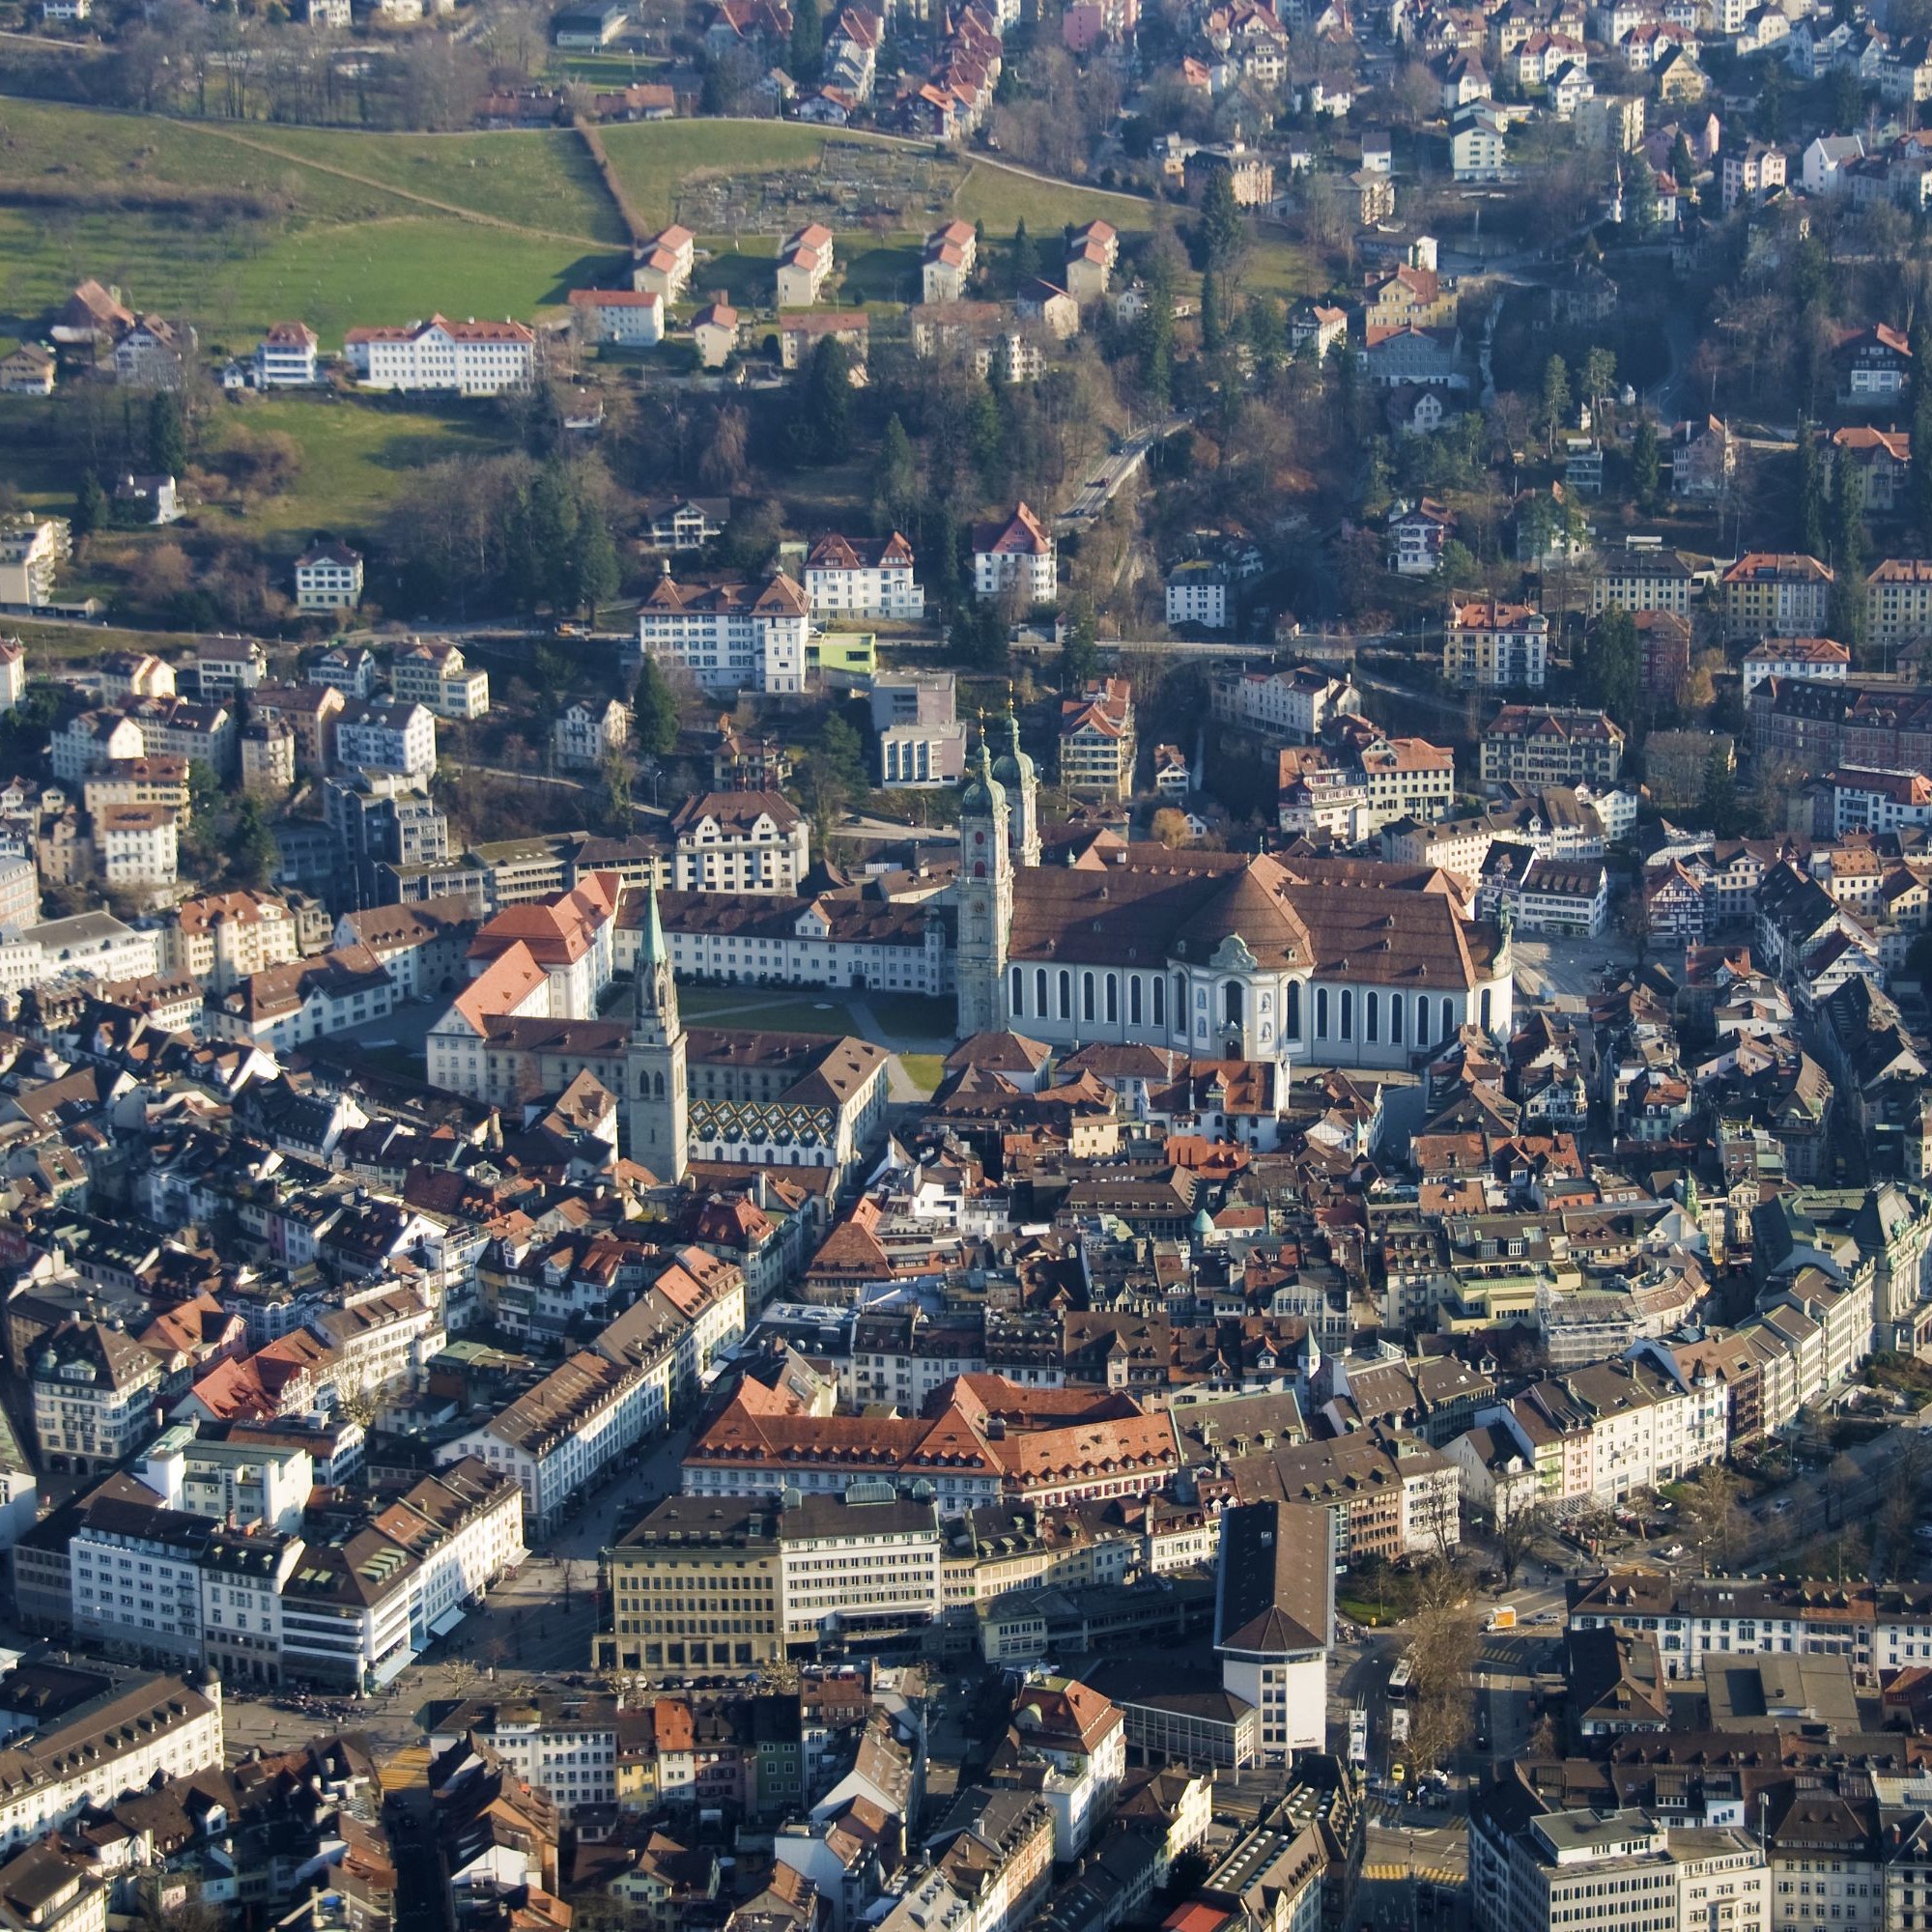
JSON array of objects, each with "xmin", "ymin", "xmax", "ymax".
[
  {"xmin": 199, "ymin": 1527, "xmax": 302, "ymax": 1686},
  {"xmin": 1444, "ymin": 598, "xmax": 1550, "ymax": 688},
  {"xmin": 805, "ymin": 532, "xmax": 926, "ymax": 619},
  {"xmin": 670, "ymin": 789, "xmax": 811, "ymax": 892},
  {"xmin": 97, "ymin": 803, "xmax": 179, "ymax": 888},
  {"xmin": 71, "ymin": 1499, "xmax": 210, "ymax": 1664},
  {"xmin": 632, "ymin": 224, "xmax": 696, "ymax": 303},
  {"xmin": 277, "ymin": 1534, "xmax": 416, "ymax": 1691},
  {"xmin": 566, "ymin": 288, "xmax": 665, "ymax": 347},
  {"xmin": 140, "ymin": 1429, "xmax": 313, "ymax": 1534},
  {"xmin": 778, "ymin": 1492, "xmax": 945, "ymax": 1644},
  {"xmin": 436, "ymin": 1349, "xmax": 668, "ymax": 1538},
  {"xmin": 0, "ymin": 519, "xmax": 66, "ymax": 610},
  {"xmin": 923, "ymin": 219, "xmax": 978, "ymax": 302},
  {"xmin": 31, "ymin": 1320, "xmax": 164, "ymax": 1473},
  {"xmin": 49, "ymin": 712, "xmax": 143, "ymax": 784},
  {"xmin": 554, "ymin": 698, "xmax": 629, "ymax": 770},
  {"xmin": 1566, "ymin": 1570, "xmax": 1932, "ymax": 1681},
  {"xmin": 1866, "ymin": 557, "xmax": 1932, "ymax": 646},
  {"xmin": 390, "ymin": 639, "xmax": 491, "ymax": 720},
  {"xmin": 1358, "ymin": 737, "xmax": 1455, "ymax": 829},
  {"xmin": 206, "ymin": 950, "xmax": 397, "ymax": 1054},
  {"xmin": 1490, "ymin": 1350, "xmax": 1726, "ymax": 1517},
  {"xmin": 343, "ymin": 315, "xmax": 536, "ymax": 395},
  {"xmin": 385, "ymin": 1458, "xmax": 526, "ymax": 1643},
  {"xmin": 313, "ymin": 1288, "xmax": 444, "ymax": 1398},
  {"xmin": 777, "ymin": 223, "xmax": 836, "ymax": 306},
  {"xmin": 1006, "ymin": 1677, "xmax": 1127, "ymax": 1861},
  {"xmin": 0, "ymin": 854, "xmax": 39, "ymax": 932},
  {"xmin": 635, "ymin": 571, "xmax": 812, "ymax": 695},
  {"xmin": 294, "ymin": 541, "xmax": 364, "ymax": 613},
  {"xmin": 1738, "ymin": 637, "xmax": 1850, "ymax": 694},
  {"xmin": 430, "ymin": 1695, "xmax": 619, "ymax": 1818},
  {"xmin": 1211, "ymin": 667, "xmax": 1363, "ymax": 742},
  {"xmin": 189, "ymin": 637, "xmax": 267, "ymax": 697},
  {"xmin": 0, "ymin": 638, "xmax": 25, "ymax": 712},
  {"xmin": 255, "ymin": 322, "xmax": 320, "ymax": 387},
  {"xmin": 1214, "ymin": 1502, "xmax": 1332, "ymax": 1768},
  {"xmin": 1166, "ymin": 559, "xmax": 1230, "ymax": 629},
  {"xmin": 1473, "ymin": 1807, "xmax": 1768, "ymax": 1932},
  {"xmin": 972, "ymin": 504, "xmax": 1057, "ymax": 606},
  {"xmin": 333, "ymin": 699, "xmax": 437, "ymax": 778},
  {"xmin": 1827, "ymin": 767, "xmax": 1932, "ymax": 836},
  {"xmin": 165, "ymin": 888, "xmax": 302, "ymax": 988}
]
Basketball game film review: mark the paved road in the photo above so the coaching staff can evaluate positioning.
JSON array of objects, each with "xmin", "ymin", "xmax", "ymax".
[
  {"xmin": 1056, "ymin": 417, "xmax": 1189, "ymax": 530},
  {"xmin": 1364, "ymin": 1815, "xmax": 1467, "ymax": 1887}
]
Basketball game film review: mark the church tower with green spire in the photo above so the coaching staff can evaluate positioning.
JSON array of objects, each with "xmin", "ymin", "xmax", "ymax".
[
  {"xmin": 955, "ymin": 724, "xmax": 1011, "ymax": 1039},
  {"xmin": 625, "ymin": 880, "xmax": 688, "ymax": 1181}
]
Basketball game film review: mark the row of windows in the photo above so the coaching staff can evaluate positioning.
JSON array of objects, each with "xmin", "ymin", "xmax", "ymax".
[{"xmin": 1005, "ymin": 963, "xmax": 1476, "ymax": 1046}]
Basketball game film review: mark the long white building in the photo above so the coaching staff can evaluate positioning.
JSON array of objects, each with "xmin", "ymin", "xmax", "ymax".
[
  {"xmin": 0, "ymin": 1665, "xmax": 224, "ymax": 1855},
  {"xmin": 343, "ymin": 316, "xmax": 536, "ymax": 395},
  {"xmin": 436, "ymin": 1349, "xmax": 669, "ymax": 1538}
]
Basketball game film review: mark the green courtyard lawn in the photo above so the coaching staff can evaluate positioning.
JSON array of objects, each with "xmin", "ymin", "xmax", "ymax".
[
  {"xmin": 675, "ymin": 981, "xmax": 954, "ymax": 1045},
  {"xmin": 898, "ymin": 1053, "xmax": 948, "ymax": 1096},
  {"xmin": 864, "ymin": 992, "xmax": 955, "ymax": 1037},
  {"xmin": 678, "ymin": 984, "xmax": 872, "ymax": 1036}
]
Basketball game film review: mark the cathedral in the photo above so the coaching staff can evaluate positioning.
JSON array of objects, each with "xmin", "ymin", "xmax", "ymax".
[{"xmin": 954, "ymin": 715, "xmax": 1516, "ymax": 1074}]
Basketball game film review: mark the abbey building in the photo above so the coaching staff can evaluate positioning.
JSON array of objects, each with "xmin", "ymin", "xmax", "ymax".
[{"xmin": 954, "ymin": 717, "xmax": 1517, "ymax": 1071}]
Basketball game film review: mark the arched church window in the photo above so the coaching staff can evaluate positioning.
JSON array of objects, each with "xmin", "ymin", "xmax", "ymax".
[
  {"xmin": 1366, "ymin": 992, "xmax": 1379, "ymax": 1043},
  {"xmin": 1011, "ymin": 968, "xmax": 1024, "ymax": 1015},
  {"xmin": 1083, "ymin": 973, "xmax": 1096, "ymax": 1022},
  {"xmin": 1286, "ymin": 981, "xmax": 1301, "ymax": 1037},
  {"xmin": 1340, "ymin": 990, "xmax": 1353, "ymax": 1040},
  {"xmin": 1390, "ymin": 994, "xmax": 1405, "ymax": 1044}
]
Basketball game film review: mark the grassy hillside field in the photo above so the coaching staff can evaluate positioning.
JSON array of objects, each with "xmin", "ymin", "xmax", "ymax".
[
  {"xmin": 0, "ymin": 100, "xmax": 1310, "ymax": 560},
  {"xmin": 0, "ymin": 102, "xmax": 1306, "ymax": 346}
]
